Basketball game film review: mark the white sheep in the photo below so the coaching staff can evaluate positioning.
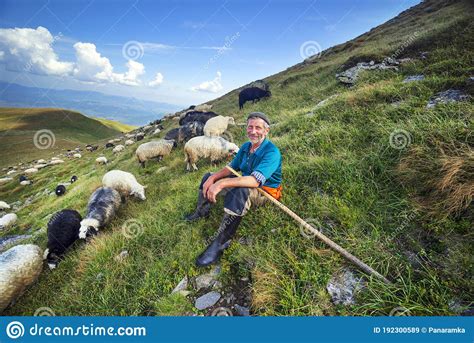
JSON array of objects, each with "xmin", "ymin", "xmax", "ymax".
[
  {"xmin": 37, "ymin": 159, "xmax": 46, "ymax": 164},
  {"xmin": 49, "ymin": 159, "xmax": 64, "ymax": 165},
  {"xmin": 0, "ymin": 244, "xmax": 43, "ymax": 312},
  {"xmin": 0, "ymin": 201, "xmax": 10, "ymax": 210},
  {"xmin": 195, "ymin": 103, "xmax": 213, "ymax": 112},
  {"xmin": 0, "ymin": 213, "xmax": 17, "ymax": 230},
  {"xmin": 95, "ymin": 156, "xmax": 108, "ymax": 164},
  {"xmin": 113, "ymin": 138, "xmax": 122, "ymax": 143},
  {"xmin": 135, "ymin": 140, "xmax": 175, "ymax": 167},
  {"xmin": 113, "ymin": 145, "xmax": 125, "ymax": 153},
  {"xmin": 125, "ymin": 133, "xmax": 135, "ymax": 139},
  {"xmin": 0, "ymin": 177, "xmax": 13, "ymax": 185},
  {"xmin": 20, "ymin": 180, "xmax": 31, "ymax": 186},
  {"xmin": 125, "ymin": 139, "xmax": 134, "ymax": 146},
  {"xmin": 6, "ymin": 170, "xmax": 16, "ymax": 175},
  {"xmin": 152, "ymin": 128, "xmax": 161, "ymax": 135},
  {"xmin": 203, "ymin": 115, "xmax": 235, "ymax": 137},
  {"xmin": 24, "ymin": 168, "xmax": 38, "ymax": 174},
  {"xmin": 102, "ymin": 170, "xmax": 146, "ymax": 200},
  {"xmin": 184, "ymin": 136, "xmax": 239, "ymax": 171},
  {"xmin": 33, "ymin": 163, "xmax": 48, "ymax": 169},
  {"xmin": 73, "ymin": 153, "xmax": 82, "ymax": 158}
]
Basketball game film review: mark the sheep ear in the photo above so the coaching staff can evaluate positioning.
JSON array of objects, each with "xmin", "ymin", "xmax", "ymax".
[{"xmin": 143, "ymin": 185, "xmax": 148, "ymax": 189}]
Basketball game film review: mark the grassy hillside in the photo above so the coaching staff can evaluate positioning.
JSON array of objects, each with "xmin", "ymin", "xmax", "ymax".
[
  {"xmin": 0, "ymin": 108, "xmax": 122, "ymax": 168},
  {"xmin": 93, "ymin": 117, "xmax": 137, "ymax": 133},
  {"xmin": 1, "ymin": 0, "xmax": 472, "ymax": 316}
]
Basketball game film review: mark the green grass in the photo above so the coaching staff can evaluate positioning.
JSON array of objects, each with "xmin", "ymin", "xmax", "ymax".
[
  {"xmin": 0, "ymin": 108, "xmax": 122, "ymax": 168},
  {"xmin": 1, "ymin": 0, "xmax": 473, "ymax": 316},
  {"xmin": 93, "ymin": 117, "xmax": 137, "ymax": 133}
]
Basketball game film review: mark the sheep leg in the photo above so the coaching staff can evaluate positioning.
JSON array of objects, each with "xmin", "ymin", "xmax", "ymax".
[
  {"xmin": 192, "ymin": 163, "xmax": 198, "ymax": 171},
  {"xmin": 140, "ymin": 161, "xmax": 146, "ymax": 168}
]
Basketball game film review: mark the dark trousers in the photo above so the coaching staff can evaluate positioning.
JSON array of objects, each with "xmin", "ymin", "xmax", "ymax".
[{"xmin": 199, "ymin": 172, "xmax": 267, "ymax": 216}]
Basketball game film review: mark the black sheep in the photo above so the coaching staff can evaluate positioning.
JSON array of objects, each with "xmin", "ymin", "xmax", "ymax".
[
  {"xmin": 44, "ymin": 209, "xmax": 82, "ymax": 269},
  {"xmin": 164, "ymin": 122, "xmax": 204, "ymax": 143},
  {"xmin": 70, "ymin": 175, "xmax": 78, "ymax": 183},
  {"xmin": 55, "ymin": 185, "xmax": 66, "ymax": 196},
  {"xmin": 179, "ymin": 111, "xmax": 217, "ymax": 126},
  {"xmin": 238, "ymin": 87, "xmax": 271, "ymax": 109},
  {"xmin": 19, "ymin": 175, "xmax": 28, "ymax": 182},
  {"xmin": 105, "ymin": 142, "xmax": 115, "ymax": 148}
]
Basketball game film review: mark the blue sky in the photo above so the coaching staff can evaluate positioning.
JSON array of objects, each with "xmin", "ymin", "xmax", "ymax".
[{"xmin": 0, "ymin": 0, "xmax": 420, "ymax": 107}]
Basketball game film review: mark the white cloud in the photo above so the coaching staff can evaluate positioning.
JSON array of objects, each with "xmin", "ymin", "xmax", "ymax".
[
  {"xmin": 0, "ymin": 27, "xmax": 146, "ymax": 87},
  {"xmin": 73, "ymin": 42, "xmax": 144, "ymax": 86},
  {"xmin": 191, "ymin": 71, "xmax": 223, "ymax": 93},
  {"xmin": 148, "ymin": 72, "xmax": 163, "ymax": 87},
  {"xmin": 0, "ymin": 26, "xmax": 73, "ymax": 76}
]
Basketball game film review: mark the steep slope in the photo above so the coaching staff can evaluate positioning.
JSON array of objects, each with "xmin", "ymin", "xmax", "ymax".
[
  {"xmin": 0, "ymin": 108, "xmax": 122, "ymax": 167},
  {"xmin": 1, "ymin": 0, "xmax": 472, "ymax": 316}
]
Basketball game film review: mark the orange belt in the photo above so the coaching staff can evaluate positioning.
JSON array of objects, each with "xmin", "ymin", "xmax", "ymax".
[{"xmin": 261, "ymin": 184, "xmax": 283, "ymax": 200}]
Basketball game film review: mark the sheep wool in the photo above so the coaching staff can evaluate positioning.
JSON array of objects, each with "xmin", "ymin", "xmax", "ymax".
[
  {"xmin": 102, "ymin": 170, "xmax": 146, "ymax": 200},
  {"xmin": 0, "ymin": 244, "xmax": 43, "ymax": 312},
  {"xmin": 79, "ymin": 187, "xmax": 121, "ymax": 239},
  {"xmin": 113, "ymin": 145, "xmax": 125, "ymax": 153},
  {"xmin": 135, "ymin": 140, "xmax": 175, "ymax": 167},
  {"xmin": 44, "ymin": 209, "xmax": 82, "ymax": 269},
  {"xmin": 0, "ymin": 201, "xmax": 10, "ymax": 210},
  {"xmin": 95, "ymin": 156, "xmax": 108, "ymax": 164},
  {"xmin": 0, "ymin": 213, "xmax": 17, "ymax": 229},
  {"xmin": 203, "ymin": 115, "xmax": 235, "ymax": 137},
  {"xmin": 0, "ymin": 177, "xmax": 13, "ymax": 185},
  {"xmin": 24, "ymin": 168, "xmax": 38, "ymax": 174},
  {"xmin": 184, "ymin": 136, "xmax": 239, "ymax": 171}
]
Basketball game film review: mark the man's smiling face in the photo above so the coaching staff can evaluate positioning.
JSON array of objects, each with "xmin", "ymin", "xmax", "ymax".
[{"xmin": 246, "ymin": 117, "xmax": 269, "ymax": 144}]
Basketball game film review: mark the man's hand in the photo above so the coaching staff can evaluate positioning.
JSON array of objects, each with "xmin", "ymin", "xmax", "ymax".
[
  {"xmin": 203, "ymin": 175, "xmax": 216, "ymax": 199},
  {"xmin": 207, "ymin": 182, "xmax": 223, "ymax": 203}
]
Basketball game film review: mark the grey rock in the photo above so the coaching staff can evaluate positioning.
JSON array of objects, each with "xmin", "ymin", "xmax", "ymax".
[
  {"xmin": 0, "ymin": 234, "xmax": 32, "ymax": 252},
  {"xmin": 326, "ymin": 269, "xmax": 364, "ymax": 306},
  {"xmin": 313, "ymin": 94, "xmax": 339, "ymax": 109},
  {"xmin": 426, "ymin": 89, "xmax": 469, "ymax": 108},
  {"xmin": 234, "ymin": 304, "xmax": 250, "ymax": 316},
  {"xmin": 195, "ymin": 274, "xmax": 216, "ymax": 290},
  {"xmin": 403, "ymin": 75, "xmax": 425, "ymax": 83},
  {"xmin": 399, "ymin": 58, "xmax": 413, "ymax": 64},
  {"xmin": 336, "ymin": 61, "xmax": 398, "ymax": 84},
  {"xmin": 114, "ymin": 250, "xmax": 129, "ymax": 262},
  {"xmin": 195, "ymin": 291, "xmax": 221, "ymax": 310},
  {"xmin": 156, "ymin": 167, "xmax": 169, "ymax": 174},
  {"xmin": 225, "ymin": 294, "xmax": 236, "ymax": 303},
  {"xmin": 172, "ymin": 276, "xmax": 188, "ymax": 294}
]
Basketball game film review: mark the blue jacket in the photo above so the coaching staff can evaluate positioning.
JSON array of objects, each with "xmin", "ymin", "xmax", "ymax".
[{"xmin": 228, "ymin": 138, "xmax": 282, "ymax": 188}]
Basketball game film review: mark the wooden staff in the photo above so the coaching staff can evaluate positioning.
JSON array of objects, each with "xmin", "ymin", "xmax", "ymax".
[{"xmin": 225, "ymin": 165, "xmax": 392, "ymax": 284}]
